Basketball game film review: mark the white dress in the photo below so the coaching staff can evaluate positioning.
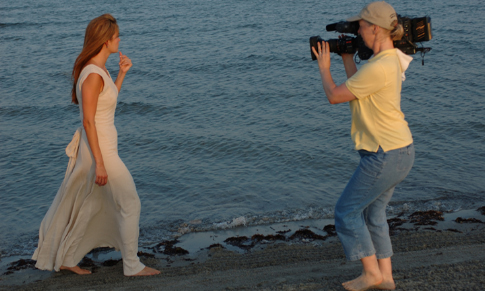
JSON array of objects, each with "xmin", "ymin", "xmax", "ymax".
[{"xmin": 32, "ymin": 64, "xmax": 145, "ymax": 276}]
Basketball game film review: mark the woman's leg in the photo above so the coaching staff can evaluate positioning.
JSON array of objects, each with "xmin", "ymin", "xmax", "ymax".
[
  {"xmin": 342, "ymin": 254, "xmax": 382, "ymax": 291},
  {"xmin": 107, "ymin": 157, "xmax": 160, "ymax": 276},
  {"xmin": 341, "ymin": 255, "xmax": 395, "ymax": 290},
  {"xmin": 335, "ymin": 148, "xmax": 389, "ymax": 262},
  {"xmin": 337, "ymin": 144, "xmax": 414, "ymax": 290},
  {"xmin": 362, "ymin": 188, "xmax": 396, "ymax": 289},
  {"xmin": 364, "ymin": 187, "xmax": 395, "ymax": 260},
  {"xmin": 377, "ymin": 257, "xmax": 396, "ymax": 289}
]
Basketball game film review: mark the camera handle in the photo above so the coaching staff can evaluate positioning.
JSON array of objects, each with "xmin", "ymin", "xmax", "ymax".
[
  {"xmin": 418, "ymin": 46, "xmax": 432, "ymax": 65},
  {"xmin": 405, "ymin": 39, "xmax": 432, "ymax": 66},
  {"xmin": 354, "ymin": 53, "xmax": 362, "ymax": 64}
]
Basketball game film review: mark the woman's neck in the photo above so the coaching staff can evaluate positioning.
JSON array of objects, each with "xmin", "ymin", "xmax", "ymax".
[
  {"xmin": 372, "ymin": 36, "xmax": 394, "ymax": 56},
  {"xmin": 88, "ymin": 48, "xmax": 111, "ymax": 69}
]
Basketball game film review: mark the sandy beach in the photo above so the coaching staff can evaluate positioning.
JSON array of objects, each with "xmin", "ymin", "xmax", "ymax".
[{"xmin": 1, "ymin": 208, "xmax": 484, "ymax": 291}]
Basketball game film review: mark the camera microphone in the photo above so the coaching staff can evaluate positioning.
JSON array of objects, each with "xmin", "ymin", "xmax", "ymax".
[
  {"xmin": 325, "ymin": 23, "xmax": 338, "ymax": 32},
  {"xmin": 325, "ymin": 21, "xmax": 360, "ymax": 34}
]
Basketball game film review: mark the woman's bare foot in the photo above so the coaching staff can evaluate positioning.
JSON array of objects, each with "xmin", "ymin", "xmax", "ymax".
[
  {"xmin": 129, "ymin": 266, "xmax": 161, "ymax": 276},
  {"xmin": 60, "ymin": 265, "xmax": 91, "ymax": 275},
  {"xmin": 375, "ymin": 279, "xmax": 396, "ymax": 290},
  {"xmin": 342, "ymin": 271, "xmax": 383, "ymax": 291}
]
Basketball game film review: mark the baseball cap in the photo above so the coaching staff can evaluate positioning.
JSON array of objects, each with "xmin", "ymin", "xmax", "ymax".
[{"xmin": 346, "ymin": 1, "xmax": 398, "ymax": 30}]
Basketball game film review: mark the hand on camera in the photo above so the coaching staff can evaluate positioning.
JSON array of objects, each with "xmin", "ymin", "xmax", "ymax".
[{"xmin": 311, "ymin": 41, "xmax": 331, "ymax": 70}]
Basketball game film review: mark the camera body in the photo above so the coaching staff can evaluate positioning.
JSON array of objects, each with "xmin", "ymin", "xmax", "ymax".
[
  {"xmin": 310, "ymin": 16, "xmax": 432, "ymax": 61},
  {"xmin": 310, "ymin": 35, "xmax": 373, "ymax": 61}
]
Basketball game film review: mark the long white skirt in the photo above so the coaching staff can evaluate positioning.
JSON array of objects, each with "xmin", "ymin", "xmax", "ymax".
[{"xmin": 32, "ymin": 127, "xmax": 145, "ymax": 276}]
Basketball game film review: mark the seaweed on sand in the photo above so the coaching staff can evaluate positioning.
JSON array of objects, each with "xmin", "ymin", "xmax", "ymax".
[
  {"xmin": 224, "ymin": 236, "xmax": 253, "ymax": 250},
  {"xmin": 153, "ymin": 239, "xmax": 189, "ymax": 256},
  {"xmin": 409, "ymin": 210, "xmax": 444, "ymax": 226},
  {"xmin": 323, "ymin": 224, "xmax": 337, "ymax": 236},
  {"xmin": 3, "ymin": 259, "xmax": 36, "ymax": 275},
  {"xmin": 289, "ymin": 229, "xmax": 327, "ymax": 241},
  {"xmin": 455, "ymin": 217, "xmax": 484, "ymax": 224},
  {"xmin": 251, "ymin": 234, "xmax": 286, "ymax": 242}
]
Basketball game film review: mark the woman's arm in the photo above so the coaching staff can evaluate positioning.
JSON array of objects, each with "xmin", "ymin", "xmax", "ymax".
[
  {"xmin": 82, "ymin": 73, "xmax": 108, "ymax": 186},
  {"xmin": 312, "ymin": 42, "xmax": 356, "ymax": 104},
  {"xmin": 114, "ymin": 51, "xmax": 132, "ymax": 93},
  {"xmin": 341, "ymin": 54, "xmax": 358, "ymax": 78}
]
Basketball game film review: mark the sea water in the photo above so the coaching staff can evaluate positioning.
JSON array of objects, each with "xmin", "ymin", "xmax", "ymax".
[{"xmin": 1, "ymin": 0, "xmax": 484, "ymax": 257}]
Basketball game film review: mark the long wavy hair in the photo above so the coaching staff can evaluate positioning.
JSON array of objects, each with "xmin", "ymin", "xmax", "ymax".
[{"xmin": 71, "ymin": 14, "xmax": 119, "ymax": 104}]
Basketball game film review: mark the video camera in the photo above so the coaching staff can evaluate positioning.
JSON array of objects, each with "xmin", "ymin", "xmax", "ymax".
[{"xmin": 310, "ymin": 16, "xmax": 432, "ymax": 61}]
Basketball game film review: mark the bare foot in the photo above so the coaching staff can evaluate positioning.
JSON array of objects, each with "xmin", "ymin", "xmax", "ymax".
[
  {"xmin": 342, "ymin": 272, "xmax": 383, "ymax": 291},
  {"xmin": 60, "ymin": 265, "xmax": 91, "ymax": 275},
  {"xmin": 375, "ymin": 279, "xmax": 396, "ymax": 290},
  {"xmin": 129, "ymin": 266, "xmax": 161, "ymax": 277}
]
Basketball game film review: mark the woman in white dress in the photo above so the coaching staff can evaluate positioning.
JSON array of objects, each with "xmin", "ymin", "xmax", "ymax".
[{"xmin": 32, "ymin": 14, "xmax": 160, "ymax": 276}]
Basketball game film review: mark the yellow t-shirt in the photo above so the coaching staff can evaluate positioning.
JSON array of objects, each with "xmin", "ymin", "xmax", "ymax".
[{"xmin": 345, "ymin": 49, "xmax": 413, "ymax": 152}]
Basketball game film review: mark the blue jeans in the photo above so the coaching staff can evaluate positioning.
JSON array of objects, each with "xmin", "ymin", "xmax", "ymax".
[{"xmin": 335, "ymin": 143, "xmax": 414, "ymax": 261}]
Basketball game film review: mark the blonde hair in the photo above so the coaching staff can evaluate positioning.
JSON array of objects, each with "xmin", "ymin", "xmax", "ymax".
[
  {"xmin": 389, "ymin": 20, "xmax": 404, "ymax": 41},
  {"xmin": 71, "ymin": 14, "xmax": 118, "ymax": 104}
]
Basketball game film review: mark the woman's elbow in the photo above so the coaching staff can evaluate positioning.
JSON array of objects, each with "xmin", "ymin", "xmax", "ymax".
[
  {"xmin": 327, "ymin": 95, "xmax": 339, "ymax": 105},
  {"xmin": 82, "ymin": 119, "xmax": 95, "ymax": 130}
]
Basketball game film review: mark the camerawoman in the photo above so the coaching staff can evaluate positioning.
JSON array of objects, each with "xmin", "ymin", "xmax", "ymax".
[{"xmin": 310, "ymin": 2, "xmax": 431, "ymax": 290}]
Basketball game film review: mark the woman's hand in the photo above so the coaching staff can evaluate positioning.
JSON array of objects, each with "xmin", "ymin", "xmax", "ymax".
[
  {"xmin": 115, "ymin": 52, "xmax": 132, "ymax": 92},
  {"xmin": 312, "ymin": 39, "xmax": 357, "ymax": 104},
  {"xmin": 119, "ymin": 51, "xmax": 132, "ymax": 74},
  {"xmin": 95, "ymin": 164, "xmax": 108, "ymax": 186},
  {"xmin": 311, "ymin": 41, "xmax": 331, "ymax": 71}
]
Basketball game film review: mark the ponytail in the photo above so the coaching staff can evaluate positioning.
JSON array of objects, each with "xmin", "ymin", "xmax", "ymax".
[{"xmin": 390, "ymin": 20, "xmax": 404, "ymax": 41}]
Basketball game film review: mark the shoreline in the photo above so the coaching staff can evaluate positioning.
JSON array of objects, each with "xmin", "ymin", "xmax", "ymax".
[{"xmin": 1, "ymin": 207, "xmax": 484, "ymax": 290}]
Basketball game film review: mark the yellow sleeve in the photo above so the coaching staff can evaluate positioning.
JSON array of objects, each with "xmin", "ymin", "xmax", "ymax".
[{"xmin": 345, "ymin": 61, "xmax": 386, "ymax": 100}]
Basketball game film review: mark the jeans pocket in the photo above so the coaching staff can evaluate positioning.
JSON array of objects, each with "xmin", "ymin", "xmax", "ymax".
[
  {"xmin": 397, "ymin": 144, "xmax": 414, "ymax": 171},
  {"xmin": 359, "ymin": 151, "xmax": 387, "ymax": 179}
]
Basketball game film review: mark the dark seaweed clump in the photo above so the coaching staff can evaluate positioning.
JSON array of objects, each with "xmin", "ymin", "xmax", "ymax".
[
  {"xmin": 224, "ymin": 236, "xmax": 253, "ymax": 251},
  {"xmin": 409, "ymin": 210, "xmax": 444, "ymax": 226},
  {"xmin": 137, "ymin": 251, "xmax": 155, "ymax": 258},
  {"xmin": 323, "ymin": 224, "xmax": 337, "ymax": 236},
  {"xmin": 251, "ymin": 234, "xmax": 286, "ymax": 242},
  {"xmin": 153, "ymin": 239, "xmax": 189, "ymax": 255},
  {"xmin": 455, "ymin": 217, "xmax": 483, "ymax": 224},
  {"xmin": 78, "ymin": 257, "xmax": 96, "ymax": 268},
  {"xmin": 289, "ymin": 229, "xmax": 327, "ymax": 241},
  {"xmin": 387, "ymin": 217, "xmax": 409, "ymax": 236},
  {"xmin": 223, "ymin": 228, "xmax": 336, "ymax": 251},
  {"xmin": 4, "ymin": 259, "xmax": 36, "ymax": 275}
]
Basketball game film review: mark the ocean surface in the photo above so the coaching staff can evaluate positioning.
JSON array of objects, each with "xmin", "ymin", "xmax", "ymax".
[{"xmin": 1, "ymin": 0, "xmax": 484, "ymax": 258}]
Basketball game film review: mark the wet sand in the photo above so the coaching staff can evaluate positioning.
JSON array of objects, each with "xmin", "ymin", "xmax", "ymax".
[{"xmin": 1, "ymin": 209, "xmax": 484, "ymax": 290}]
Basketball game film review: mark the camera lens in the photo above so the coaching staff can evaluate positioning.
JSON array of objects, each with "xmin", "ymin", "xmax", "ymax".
[{"xmin": 327, "ymin": 39, "xmax": 339, "ymax": 53}]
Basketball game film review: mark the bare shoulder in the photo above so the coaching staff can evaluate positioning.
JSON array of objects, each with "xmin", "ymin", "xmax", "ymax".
[{"xmin": 82, "ymin": 71, "xmax": 104, "ymax": 93}]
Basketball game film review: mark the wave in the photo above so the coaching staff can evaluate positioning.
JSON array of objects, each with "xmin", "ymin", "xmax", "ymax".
[
  {"xmin": 0, "ymin": 195, "xmax": 482, "ymax": 260},
  {"xmin": 136, "ymin": 196, "xmax": 484, "ymax": 246}
]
